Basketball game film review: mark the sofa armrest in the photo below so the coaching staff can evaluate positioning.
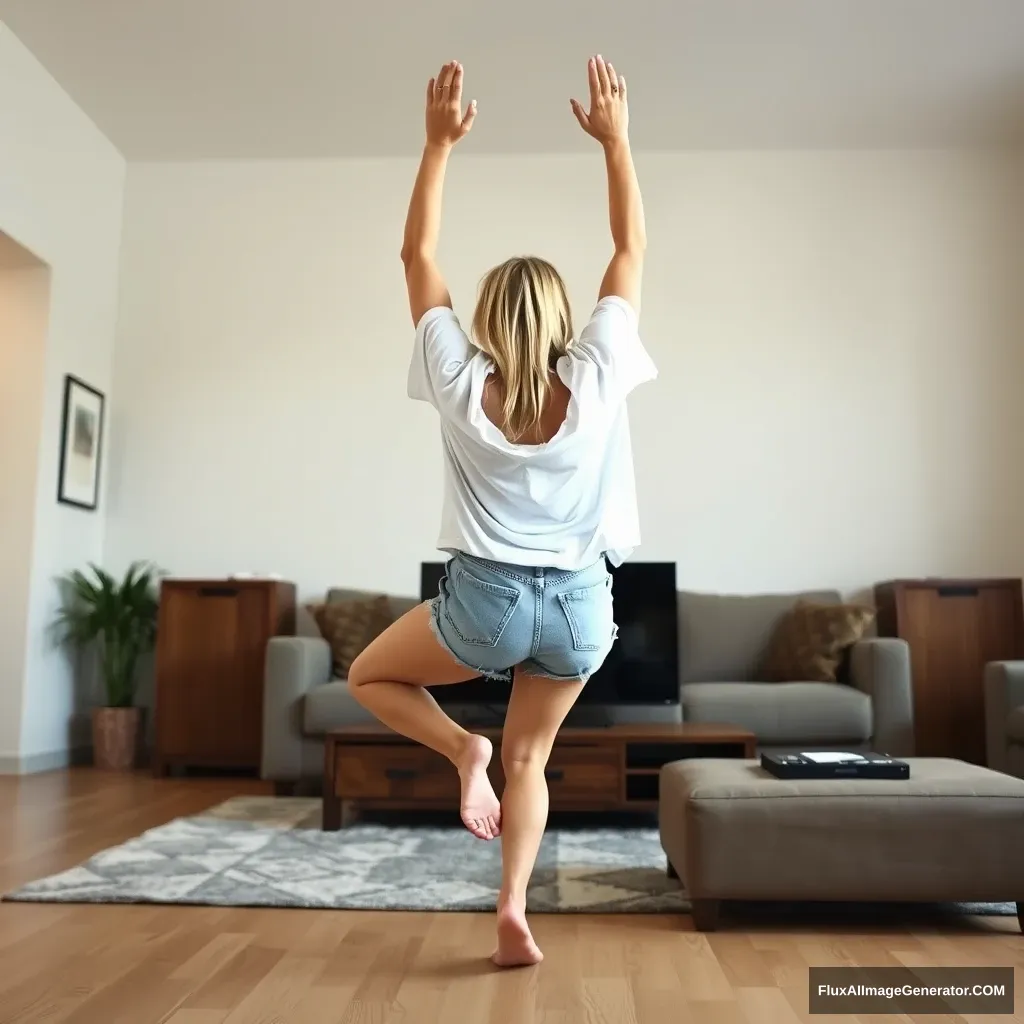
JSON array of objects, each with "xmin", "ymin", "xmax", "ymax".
[
  {"xmin": 984, "ymin": 661, "xmax": 1024, "ymax": 774},
  {"xmin": 848, "ymin": 638, "xmax": 914, "ymax": 756},
  {"xmin": 261, "ymin": 636, "xmax": 332, "ymax": 782}
]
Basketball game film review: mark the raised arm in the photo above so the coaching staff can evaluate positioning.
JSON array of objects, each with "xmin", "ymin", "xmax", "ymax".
[
  {"xmin": 401, "ymin": 61, "xmax": 477, "ymax": 326},
  {"xmin": 571, "ymin": 56, "xmax": 646, "ymax": 315}
]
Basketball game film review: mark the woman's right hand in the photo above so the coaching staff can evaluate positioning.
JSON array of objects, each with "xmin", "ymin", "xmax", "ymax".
[{"xmin": 571, "ymin": 56, "xmax": 628, "ymax": 146}]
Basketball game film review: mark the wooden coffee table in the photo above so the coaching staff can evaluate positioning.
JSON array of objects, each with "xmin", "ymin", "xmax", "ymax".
[{"xmin": 322, "ymin": 721, "xmax": 756, "ymax": 830}]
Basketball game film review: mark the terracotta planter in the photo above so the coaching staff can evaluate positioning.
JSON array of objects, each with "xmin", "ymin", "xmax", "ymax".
[{"xmin": 92, "ymin": 706, "xmax": 142, "ymax": 771}]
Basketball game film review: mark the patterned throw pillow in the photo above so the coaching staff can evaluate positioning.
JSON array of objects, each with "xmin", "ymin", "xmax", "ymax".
[
  {"xmin": 307, "ymin": 595, "xmax": 393, "ymax": 679},
  {"xmin": 756, "ymin": 600, "xmax": 875, "ymax": 683}
]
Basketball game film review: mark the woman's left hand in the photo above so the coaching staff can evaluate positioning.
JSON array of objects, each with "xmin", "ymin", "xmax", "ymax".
[{"xmin": 425, "ymin": 61, "xmax": 476, "ymax": 148}]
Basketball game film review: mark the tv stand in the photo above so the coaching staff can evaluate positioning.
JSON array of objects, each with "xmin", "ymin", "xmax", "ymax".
[
  {"xmin": 322, "ymin": 722, "xmax": 756, "ymax": 830},
  {"xmin": 454, "ymin": 704, "xmax": 507, "ymax": 730},
  {"xmin": 561, "ymin": 704, "xmax": 615, "ymax": 728}
]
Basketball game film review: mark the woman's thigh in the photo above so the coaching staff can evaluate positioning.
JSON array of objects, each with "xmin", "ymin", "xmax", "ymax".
[
  {"xmin": 500, "ymin": 668, "xmax": 586, "ymax": 766},
  {"xmin": 347, "ymin": 601, "xmax": 481, "ymax": 687}
]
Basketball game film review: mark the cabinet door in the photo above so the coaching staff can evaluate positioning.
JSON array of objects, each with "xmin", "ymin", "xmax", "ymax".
[
  {"xmin": 902, "ymin": 584, "xmax": 1021, "ymax": 763},
  {"xmin": 156, "ymin": 584, "xmax": 268, "ymax": 763}
]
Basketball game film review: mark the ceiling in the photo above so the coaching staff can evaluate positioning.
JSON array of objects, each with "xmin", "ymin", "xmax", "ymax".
[{"xmin": 2, "ymin": 0, "xmax": 1024, "ymax": 159}]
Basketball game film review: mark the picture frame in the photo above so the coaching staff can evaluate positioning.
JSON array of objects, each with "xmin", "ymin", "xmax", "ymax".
[{"xmin": 57, "ymin": 374, "xmax": 105, "ymax": 511}]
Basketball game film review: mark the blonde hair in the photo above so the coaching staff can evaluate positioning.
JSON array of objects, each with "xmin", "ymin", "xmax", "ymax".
[{"xmin": 471, "ymin": 256, "xmax": 573, "ymax": 442}]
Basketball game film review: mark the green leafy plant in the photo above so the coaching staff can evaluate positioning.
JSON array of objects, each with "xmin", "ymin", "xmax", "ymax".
[{"xmin": 53, "ymin": 561, "xmax": 162, "ymax": 708}]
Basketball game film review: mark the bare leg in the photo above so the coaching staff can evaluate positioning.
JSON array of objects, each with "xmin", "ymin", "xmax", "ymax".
[
  {"xmin": 493, "ymin": 669, "xmax": 586, "ymax": 968},
  {"xmin": 347, "ymin": 602, "xmax": 501, "ymax": 840}
]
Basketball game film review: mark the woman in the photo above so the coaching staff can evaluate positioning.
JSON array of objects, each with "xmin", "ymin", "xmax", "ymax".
[{"xmin": 348, "ymin": 55, "xmax": 655, "ymax": 968}]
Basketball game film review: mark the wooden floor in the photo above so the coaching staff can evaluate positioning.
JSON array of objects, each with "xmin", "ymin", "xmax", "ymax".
[{"xmin": 0, "ymin": 771, "xmax": 1021, "ymax": 1024}]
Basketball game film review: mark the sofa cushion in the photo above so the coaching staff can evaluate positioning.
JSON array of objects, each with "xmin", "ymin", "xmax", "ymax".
[
  {"xmin": 756, "ymin": 600, "xmax": 875, "ymax": 683},
  {"xmin": 1007, "ymin": 706, "xmax": 1024, "ymax": 744},
  {"xmin": 678, "ymin": 590, "xmax": 840, "ymax": 683},
  {"xmin": 681, "ymin": 681, "xmax": 872, "ymax": 745},
  {"xmin": 303, "ymin": 680, "xmax": 375, "ymax": 735}
]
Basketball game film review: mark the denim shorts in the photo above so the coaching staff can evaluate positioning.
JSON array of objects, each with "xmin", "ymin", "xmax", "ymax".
[{"xmin": 427, "ymin": 551, "xmax": 617, "ymax": 683}]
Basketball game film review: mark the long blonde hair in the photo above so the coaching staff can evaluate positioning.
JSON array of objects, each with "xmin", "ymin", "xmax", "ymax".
[{"xmin": 471, "ymin": 256, "xmax": 573, "ymax": 442}]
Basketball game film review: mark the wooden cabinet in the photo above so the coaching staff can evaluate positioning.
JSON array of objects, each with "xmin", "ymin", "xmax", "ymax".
[
  {"xmin": 153, "ymin": 579, "xmax": 296, "ymax": 775},
  {"xmin": 874, "ymin": 578, "xmax": 1024, "ymax": 764}
]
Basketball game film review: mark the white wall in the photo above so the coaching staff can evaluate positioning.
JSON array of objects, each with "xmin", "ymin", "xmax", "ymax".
[
  {"xmin": 0, "ymin": 23, "xmax": 125, "ymax": 772},
  {"xmin": 0, "ymin": 260, "xmax": 49, "ymax": 762},
  {"xmin": 108, "ymin": 150, "xmax": 1024, "ymax": 604}
]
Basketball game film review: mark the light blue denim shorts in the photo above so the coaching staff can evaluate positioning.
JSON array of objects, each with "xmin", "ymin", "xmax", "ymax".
[{"xmin": 427, "ymin": 551, "xmax": 617, "ymax": 683}]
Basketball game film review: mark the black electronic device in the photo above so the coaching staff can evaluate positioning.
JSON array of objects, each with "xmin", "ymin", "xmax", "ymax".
[{"xmin": 761, "ymin": 751, "xmax": 910, "ymax": 780}]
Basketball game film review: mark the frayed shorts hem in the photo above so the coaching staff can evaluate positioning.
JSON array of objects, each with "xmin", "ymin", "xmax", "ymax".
[{"xmin": 517, "ymin": 661, "xmax": 594, "ymax": 684}]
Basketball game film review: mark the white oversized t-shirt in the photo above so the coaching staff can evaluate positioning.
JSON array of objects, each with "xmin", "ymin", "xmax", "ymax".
[{"xmin": 407, "ymin": 295, "xmax": 657, "ymax": 570}]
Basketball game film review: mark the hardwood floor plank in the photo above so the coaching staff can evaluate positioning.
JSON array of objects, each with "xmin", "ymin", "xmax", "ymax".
[
  {"xmin": 581, "ymin": 977, "xmax": 639, "ymax": 1024},
  {"xmin": 163, "ymin": 1012, "xmax": 228, "ymax": 1024},
  {"xmin": 180, "ymin": 945, "xmax": 286, "ymax": 1012},
  {"xmin": 737, "ymin": 986, "xmax": 806, "ymax": 1024},
  {"xmin": 217, "ymin": 955, "xmax": 325, "ymax": 1024},
  {"xmin": 169, "ymin": 933, "xmax": 255, "ymax": 982}
]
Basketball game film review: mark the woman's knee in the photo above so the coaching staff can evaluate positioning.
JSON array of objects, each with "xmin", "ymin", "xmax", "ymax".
[
  {"xmin": 346, "ymin": 651, "xmax": 373, "ymax": 690},
  {"xmin": 501, "ymin": 740, "xmax": 552, "ymax": 776}
]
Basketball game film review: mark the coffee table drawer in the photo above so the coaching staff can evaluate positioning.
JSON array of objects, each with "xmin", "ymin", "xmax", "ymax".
[
  {"xmin": 336, "ymin": 745, "xmax": 458, "ymax": 801},
  {"xmin": 543, "ymin": 745, "xmax": 620, "ymax": 804}
]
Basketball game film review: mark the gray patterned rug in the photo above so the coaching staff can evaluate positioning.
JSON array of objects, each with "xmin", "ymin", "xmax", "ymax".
[
  {"xmin": 3, "ymin": 797, "xmax": 684, "ymax": 912},
  {"xmin": 2, "ymin": 797, "xmax": 1016, "ymax": 917}
]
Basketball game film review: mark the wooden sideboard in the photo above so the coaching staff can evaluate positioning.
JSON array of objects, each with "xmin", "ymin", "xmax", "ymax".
[
  {"xmin": 874, "ymin": 578, "xmax": 1024, "ymax": 764},
  {"xmin": 153, "ymin": 578, "xmax": 296, "ymax": 776}
]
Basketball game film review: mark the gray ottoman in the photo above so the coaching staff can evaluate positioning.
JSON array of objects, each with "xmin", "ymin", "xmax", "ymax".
[{"xmin": 659, "ymin": 757, "xmax": 1024, "ymax": 931}]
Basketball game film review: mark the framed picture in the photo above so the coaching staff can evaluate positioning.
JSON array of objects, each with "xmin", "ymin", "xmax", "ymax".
[{"xmin": 57, "ymin": 374, "xmax": 105, "ymax": 510}]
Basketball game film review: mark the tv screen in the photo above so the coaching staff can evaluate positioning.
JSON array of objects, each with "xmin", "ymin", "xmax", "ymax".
[{"xmin": 420, "ymin": 559, "xmax": 678, "ymax": 706}]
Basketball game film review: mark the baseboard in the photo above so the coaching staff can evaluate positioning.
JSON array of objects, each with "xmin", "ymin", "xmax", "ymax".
[{"xmin": 0, "ymin": 745, "xmax": 92, "ymax": 775}]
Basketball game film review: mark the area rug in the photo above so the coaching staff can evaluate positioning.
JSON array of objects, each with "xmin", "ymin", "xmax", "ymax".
[{"xmin": 2, "ymin": 797, "xmax": 1016, "ymax": 917}]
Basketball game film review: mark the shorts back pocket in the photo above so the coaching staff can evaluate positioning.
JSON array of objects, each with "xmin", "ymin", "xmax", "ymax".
[
  {"xmin": 444, "ymin": 567, "xmax": 521, "ymax": 647},
  {"xmin": 557, "ymin": 575, "xmax": 615, "ymax": 652}
]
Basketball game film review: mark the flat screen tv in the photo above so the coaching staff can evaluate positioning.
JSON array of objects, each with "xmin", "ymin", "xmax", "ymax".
[{"xmin": 420, "ymin": 559, "xmax": 678, "ymax": 708}]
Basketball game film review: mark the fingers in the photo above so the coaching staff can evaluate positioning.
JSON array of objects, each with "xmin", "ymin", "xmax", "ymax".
[
  {"xmin": 438, "ymin": 61, "xmax": 456, "ymax": 100},
  {"xmin": 595, "ymin": 54, "xmax": 611, "ymax": 95},
  {"xmin": 618, "ymin": 74, "xmax": 627, "ymax": 100},
  {"xmin": 570, "ymin": 98, "xmax": 591, "ymax": 135},
  {"xmin": 460, "ymin": 98, "xmax": 477, "ymax": 136},
  {"xmin": 451, "ymin": 62, "xmax": 463, "ymax": 104},
  {"xmin": 587, "ymin": 56, "xmax": 601, "ymax": 103},
  {"xmin": 426, "ymin": 77, "xmax": 435, "ymax": 105},
  {"xmin": 606, "ymin": 61, "xmax": 620, "ymax": 96}
]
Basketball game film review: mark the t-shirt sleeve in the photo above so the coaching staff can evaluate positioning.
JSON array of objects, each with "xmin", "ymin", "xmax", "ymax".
[
  {"xmin": 407, "ymin": 306, "xmax": 475, "ymax": 408},
  {"xmin": 570, "ymin": 295, "xmax": 657, "ymax": 406}
]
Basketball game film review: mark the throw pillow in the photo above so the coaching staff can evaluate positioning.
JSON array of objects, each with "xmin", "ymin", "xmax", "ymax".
[
  {"xmin": 756, "ymin": 600, "xmax": 875, "ymax": 683},
  {"xmin": 312, "ymin": 595, "xmax": 394, "ymax": 678}
]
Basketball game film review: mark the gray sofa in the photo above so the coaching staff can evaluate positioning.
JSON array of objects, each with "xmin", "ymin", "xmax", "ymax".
[
  {"xmin": 985, "ymin": 661, "xmax": 1024, "ymax": 779},
  {"xmin": 677, "ymin": 590, "xmax": 914, "ymax": 757},
  {"xmin": 261, "ymin": 587, "xmax": 915, "ymax": 788}
]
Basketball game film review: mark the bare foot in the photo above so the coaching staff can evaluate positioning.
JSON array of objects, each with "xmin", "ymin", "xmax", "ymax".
[
  {"xmin": 492, "ymin": 902, "xmax": 543, "ymax": 968},
  {"xmin": 457, "ymin": 734, "xmax": 500, "ymax": 840}
]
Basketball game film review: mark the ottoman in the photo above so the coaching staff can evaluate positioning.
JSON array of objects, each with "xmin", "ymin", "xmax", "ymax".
[{"xmin": 659, "ymin": 757, "xmax": 1024, "ymax": 931}]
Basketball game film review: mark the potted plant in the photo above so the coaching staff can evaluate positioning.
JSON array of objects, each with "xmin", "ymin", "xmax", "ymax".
[{"xmin": 54, "ymin": 561, "xmax": 161, "ymax": 770}]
